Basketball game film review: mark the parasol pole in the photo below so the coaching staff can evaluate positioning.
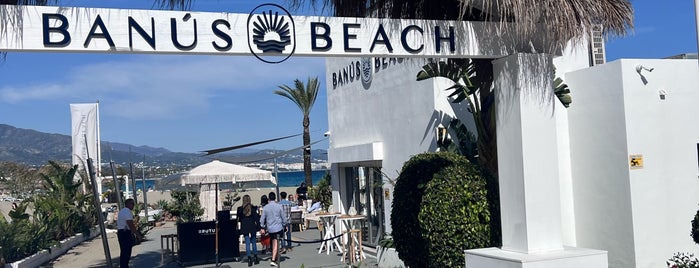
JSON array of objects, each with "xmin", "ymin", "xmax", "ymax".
[
  {"xmin": 274, "ymin": 157, "xmax": 280, "ymax": 200},
  {"xmin": 215, "ymin": 183, "xmax": 220, "ymax": 267},
  {"xmin": 141, "ymin": 155, "xmax": 148, "ymax": 226}
]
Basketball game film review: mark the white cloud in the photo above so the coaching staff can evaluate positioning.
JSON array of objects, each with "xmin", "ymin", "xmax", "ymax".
[{"xmin": 1, "ymin": 55, "xmax": 325, "ymax": 120}]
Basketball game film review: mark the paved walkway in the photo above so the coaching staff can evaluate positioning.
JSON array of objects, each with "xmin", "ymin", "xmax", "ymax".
[{"xmin": 42, "ymin": 222, "xmax": 378, "ymax": 268}]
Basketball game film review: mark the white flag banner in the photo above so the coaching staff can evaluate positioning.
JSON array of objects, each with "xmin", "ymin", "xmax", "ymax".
[{"xmin": 70, "ymin": 103, "xmax": 100, "ymax": 175}]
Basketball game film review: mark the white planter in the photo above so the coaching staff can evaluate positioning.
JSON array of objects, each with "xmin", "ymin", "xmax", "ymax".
[
  {"xmin": 5, "ymin": 227, "xmax": 100, "ymax": 268},
  {"xmin": 377, "ymin": 246, "xmax": 406, "ymax": 268}
]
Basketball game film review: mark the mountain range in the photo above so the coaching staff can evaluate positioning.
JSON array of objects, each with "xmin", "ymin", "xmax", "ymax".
[{"xmin": 0, "ymin": 124, "xmax": 327, "ymax": 167}]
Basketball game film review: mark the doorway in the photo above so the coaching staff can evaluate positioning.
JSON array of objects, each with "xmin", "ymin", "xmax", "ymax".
[{"xmin": 343, "ymin": 165, "xmax": 385, "ymax": 247}]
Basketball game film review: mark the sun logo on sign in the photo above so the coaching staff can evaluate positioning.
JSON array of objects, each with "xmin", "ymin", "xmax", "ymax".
[
  {"xmin": 360, "ymin": 57, "xmax": 373, "ymax": 89},
  {"xmin": 248, "ymin": 4, "xmax": 296, "ymax": 64}
]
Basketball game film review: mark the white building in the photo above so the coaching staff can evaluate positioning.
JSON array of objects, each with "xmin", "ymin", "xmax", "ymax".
[
  {"xmin": 565, "ymin": 57, "xmax": 699, "ymax": 267},
  {"xmin": 325, "ymin": 50, "xmax": 699, "ymax": 267}
]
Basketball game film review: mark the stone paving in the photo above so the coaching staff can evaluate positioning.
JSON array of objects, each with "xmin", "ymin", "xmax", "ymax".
[{"xmin": 43, "ymin": 221, "xmax": 378, "ymax": 268}]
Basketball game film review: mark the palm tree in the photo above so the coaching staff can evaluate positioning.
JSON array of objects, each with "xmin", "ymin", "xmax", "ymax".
[{"xmin": 274, "ymin": 77, "xmax": 320, "ymax": 187}]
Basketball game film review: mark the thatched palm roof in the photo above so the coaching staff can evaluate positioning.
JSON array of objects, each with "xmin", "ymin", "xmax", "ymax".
[{"xmin": 289, "ymin": 0, "xmax": 633, "ymax": 51}]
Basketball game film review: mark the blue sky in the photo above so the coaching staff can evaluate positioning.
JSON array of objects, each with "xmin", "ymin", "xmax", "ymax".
[{"xmin": 0, "ymin": 1, "xmax": 696, "ymax": 153}]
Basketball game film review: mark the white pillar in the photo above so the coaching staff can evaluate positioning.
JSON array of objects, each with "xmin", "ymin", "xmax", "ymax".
[
  {"xmin": 465, "ymin": 53, "xmax": 606, "ymax": 268},
  {"xmin": 495, "ymin": 53, "xmax": 563, "ymax": 253}
]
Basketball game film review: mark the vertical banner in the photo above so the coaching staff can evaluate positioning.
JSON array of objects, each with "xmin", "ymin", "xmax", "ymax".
[{"xmin": 70, "ymin": 103, "xmax": 100, "ymax": 176}]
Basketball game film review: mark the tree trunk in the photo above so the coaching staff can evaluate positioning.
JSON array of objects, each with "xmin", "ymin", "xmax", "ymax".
[{"xmin": 303, "ymin": 116, "xmax": 313, "ymax": 186}]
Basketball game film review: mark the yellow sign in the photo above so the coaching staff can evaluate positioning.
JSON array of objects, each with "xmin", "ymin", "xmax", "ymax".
[
  {"xmin": 629, "ymin": 154, "xmax": 643, "ymax": 169},
  {"xmin": 384, "ymin": 188, "xmax": 391, "ymax": 200}
]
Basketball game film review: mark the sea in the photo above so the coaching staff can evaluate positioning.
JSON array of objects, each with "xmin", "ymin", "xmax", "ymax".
[{"xmin": 126, "ymin": 170, "xmax": 328, "ymax": 192}]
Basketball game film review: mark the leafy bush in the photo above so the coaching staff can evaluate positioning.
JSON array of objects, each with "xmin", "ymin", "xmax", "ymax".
[
  {"xmin": 308, "ymin": 172, "xmax": 332, "ymax": 211},
  {"xmin": 169, "ymin": 191, "xmax": 204, "ymax": 223},
  {"xmin": 391, "ymin": 152, "xmax": 495, "ymax": 268},
  {"xmin": 0, "ymin": 161, "xmax": 96, "ymax": 264},
  {"xmin": 692, "ymin": 206, "xmax": 699, "ymax": 245},
  {"xmin": 667, "ymin": 252, "xmax": 699, "ymax": 268},
  {"xmin": 378, "ymin": 234, "xmax": 394, "ymax": 248},
  {"xmin": 154, "ymin": 199, "xmax": 170, "ymax": 210}
]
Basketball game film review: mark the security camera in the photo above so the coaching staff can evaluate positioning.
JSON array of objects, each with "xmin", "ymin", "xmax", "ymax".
[{"xmin": 324, "ymin": 131, "xmax": 330, "ymax": 137}]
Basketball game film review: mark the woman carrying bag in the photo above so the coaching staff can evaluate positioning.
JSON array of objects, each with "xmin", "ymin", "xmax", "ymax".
[{"xmin": 237, "ymin": 195, "xmax": 261, "ymax": 266}]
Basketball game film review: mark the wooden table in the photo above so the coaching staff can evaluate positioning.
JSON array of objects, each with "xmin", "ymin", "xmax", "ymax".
[{"xmin": 338, "ymin": 215, "xmax": 366, "ymax": 262}]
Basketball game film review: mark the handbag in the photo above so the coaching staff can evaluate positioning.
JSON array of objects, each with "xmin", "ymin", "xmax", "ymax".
[{"xmin": 260, "ymin": 233, "xmax": 271, "ymax": 247}]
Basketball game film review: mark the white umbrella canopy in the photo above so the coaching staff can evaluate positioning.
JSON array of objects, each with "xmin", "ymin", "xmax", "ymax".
[
  {"xmin": 181, "ymin": 160, "xmax": 276, "ymax": 221},
  {"xmin": 181, "ymin": 160, "xmax": 276, "ymax": 186}
]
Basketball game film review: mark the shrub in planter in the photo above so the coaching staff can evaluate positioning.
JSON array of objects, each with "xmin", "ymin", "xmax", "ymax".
[
  {"xmin": 667, "ymin": 252, "xmax": 699, "ymax": 268},
  {"xmin": 391, "ymin": 152, "xmax": 494, "ymax": 268},
  {"xmin": 169, "ymin": 191, "xmax": 204, "ymax": 223}
]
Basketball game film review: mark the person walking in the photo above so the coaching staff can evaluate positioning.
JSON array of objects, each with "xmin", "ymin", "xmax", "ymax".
[
  {"xmin": 237, "ymin": 195, "xmax": 260, "ymax": 266},
  {"xmin": 278, "ymin": 192, "xmax": 294, "ymax": 253},
  {"xmin": 259, "ymin": 194, "xmax": 270, "ymax": 254},
  {"xmin": 117, "ymin": 198, "xmax": 143, "ymax": 268},
  {"xmin": 260, "ymin": 192, "xmax": 288, "ymax": 267}
]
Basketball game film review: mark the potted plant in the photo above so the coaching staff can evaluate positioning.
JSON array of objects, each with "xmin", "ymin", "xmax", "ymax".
[
  {"xmin": 377, "ymin": 235, "xmax": 405, "ymax": 268},
  {"xmin": 309, "ymin": 173, "xmax": 332, "ymax": 211}
]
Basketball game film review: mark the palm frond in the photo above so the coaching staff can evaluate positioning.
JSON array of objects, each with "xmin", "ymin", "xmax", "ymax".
[
  {"xmin": 274, "ymin": 77, "xmax": 320, "ymax": 116},
  {"xmin": 153, "ymin": 0, "xmax": 192, "ymax": 10}
]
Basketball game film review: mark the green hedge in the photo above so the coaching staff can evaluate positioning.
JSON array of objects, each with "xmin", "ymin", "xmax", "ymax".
[{"xmin": 391, "ymin": 152, "xmax": 497, "ymax": 268}]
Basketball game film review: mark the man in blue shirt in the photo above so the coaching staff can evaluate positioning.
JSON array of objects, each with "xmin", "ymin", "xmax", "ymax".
[
  {"xmin": 260, "ymin": 192, "xmax": 287, "ymax": 267},
  {"xmin": 278, "ymin": 192, "xmax": 294, "ymax": 253}
]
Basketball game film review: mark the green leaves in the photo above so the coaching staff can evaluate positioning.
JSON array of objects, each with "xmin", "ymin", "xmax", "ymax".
[
  {"xmin": 169, "ymin": 191, "xmax": 204, "ymax": 223},
  {"xmin": 392, "ymin": 152, "xmax": 494, "ymax": 268},
  {"xmin": 554, "ymin": 76, "xmax": 572, "ymax": 108},
  {"xmin": 0, "ymin": 160, "xmax": 95, "ymax": 263},
  {"xmin": 417, "ymin": 59, "xmax": 477, "ymax": 104},
  {"xmin": 308, "ymin": 172, "xmax": 332, "ymax": 211}
]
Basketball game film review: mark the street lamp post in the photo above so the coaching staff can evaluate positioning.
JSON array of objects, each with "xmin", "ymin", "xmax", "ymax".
[{"xmin": 141, "ymin": 155, "xmax": 148, "ymax": 226}]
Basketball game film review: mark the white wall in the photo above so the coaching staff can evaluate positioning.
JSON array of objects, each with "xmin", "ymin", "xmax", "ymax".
[
  {"xmin": 325, "ymin": 57, "xmax": 466, "ymax": 233},
  {"xmin": 566, "ymin": 59, "xmax": 699, "ymax": 267},
  {"xmin": 323, "ymin": 46, "xmax": 592, "ymax": 237},
  {"xmin": 553, "ymin": 40, "xmax": 595, "ymax": 247}
]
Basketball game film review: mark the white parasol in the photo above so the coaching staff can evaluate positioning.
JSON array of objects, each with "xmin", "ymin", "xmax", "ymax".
[
  {"xmin": 181, "ymin": 160, "xmax": 276, "ymax": 221},
  {"xmin": 181, "ymin": 159, "xmax": 275, "ymax": 186}
]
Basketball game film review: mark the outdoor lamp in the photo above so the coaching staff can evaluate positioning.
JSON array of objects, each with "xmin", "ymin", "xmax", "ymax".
[{"xmin": 436, "ymin": 124, "xmax": 449, "ymax": 149}]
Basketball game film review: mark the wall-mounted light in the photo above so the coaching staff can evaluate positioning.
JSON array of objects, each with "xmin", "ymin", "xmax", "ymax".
[
  {"xmin": 636, "ymin": 64, "xmax": 654, "ymax": 85},
  {"xmin": 635, "ymin": 65, "xmax": 654, "ymax": 73},
  {"xmin": 436, "ymin": 124, "xmax": 450, "ymax": 150},
  {"xmin": 658, "ymin": 89, "xmax": 667, "ymax": 100}
]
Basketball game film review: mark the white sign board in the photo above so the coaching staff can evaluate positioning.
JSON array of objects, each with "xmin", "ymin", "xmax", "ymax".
[{"xmin": 0, "ymin": 4, "xmax": 543, "ymax": 62}]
